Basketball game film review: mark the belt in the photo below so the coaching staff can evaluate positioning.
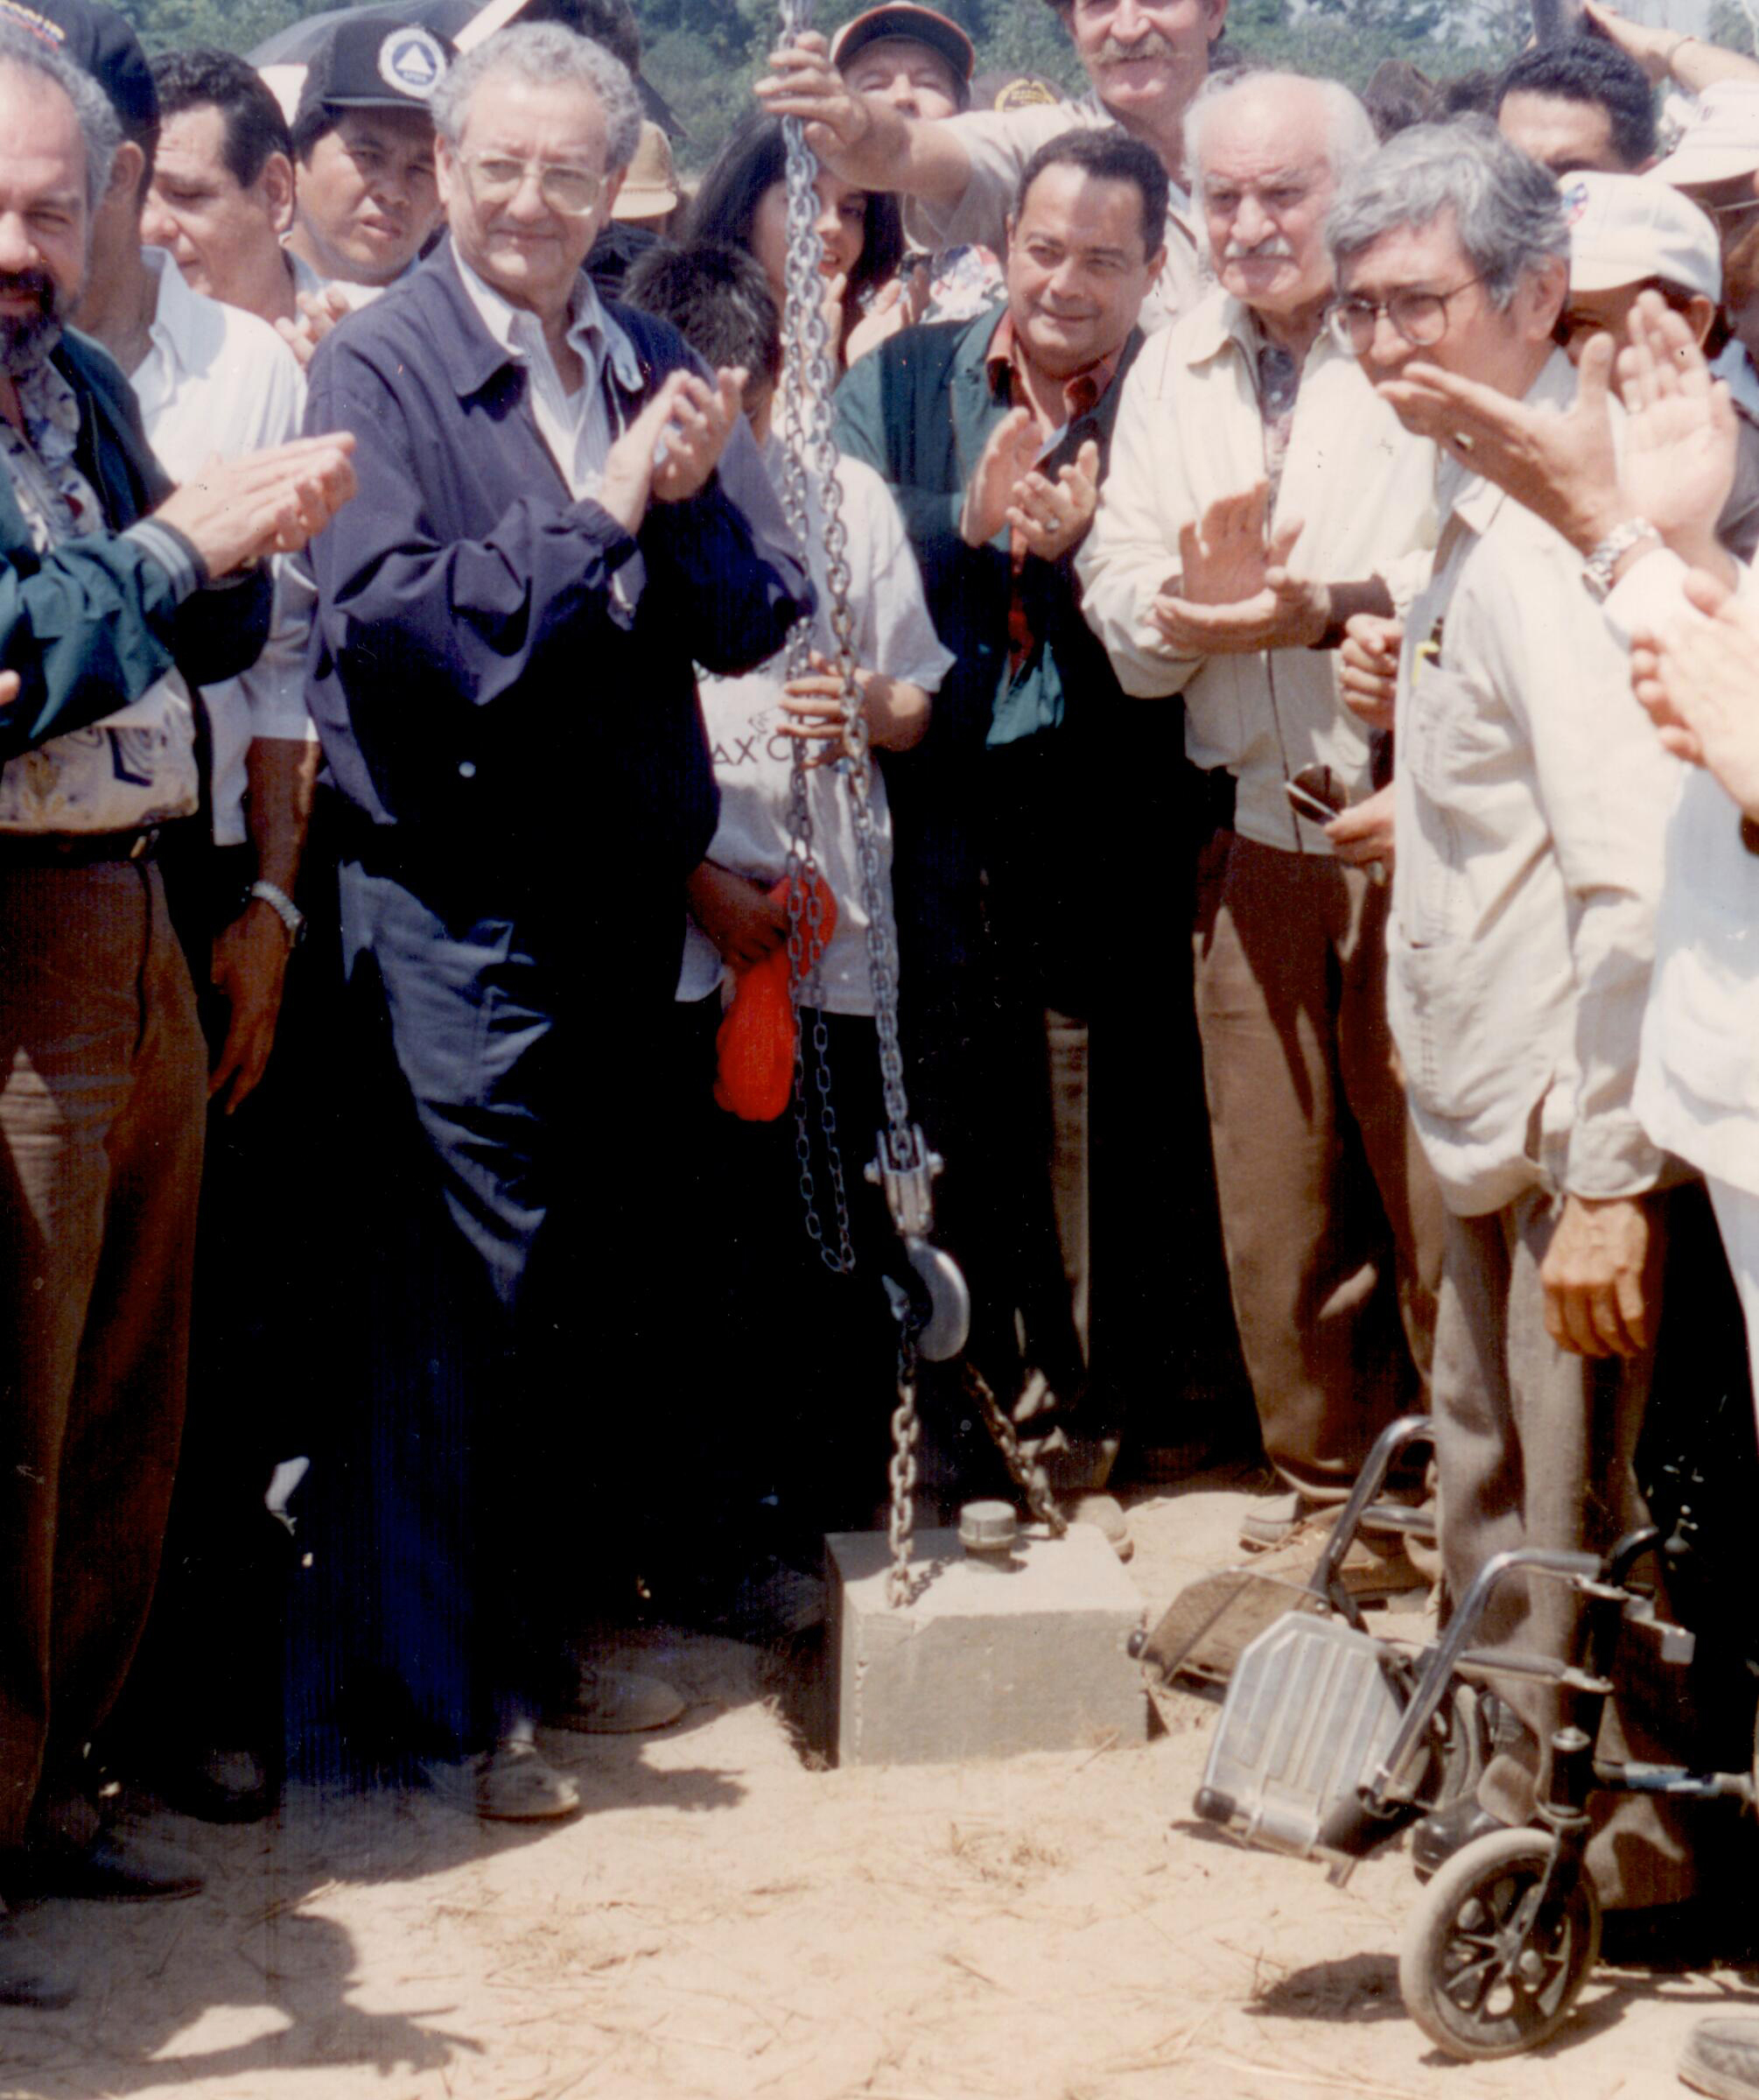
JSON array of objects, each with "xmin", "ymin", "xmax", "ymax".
[{"xmin": 0, "ymin": 826, "xmax": 159, "ymax": 869}]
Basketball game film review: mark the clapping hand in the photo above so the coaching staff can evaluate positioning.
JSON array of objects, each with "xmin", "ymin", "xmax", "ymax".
[
  {"xmin": 600, "ymin": 367, "xmax": 747, "ymax": 533},
  {"xmin": 1007, "ymin": 438, "xmax": 1101, "ymax": 563},
  {"xmin": 1631, "ymin": 567, "xmax": 1759, "ymax": 818},
  {"xmin": 1148, "ymin": 482, "xmax": 1328, "ymax": 654}
]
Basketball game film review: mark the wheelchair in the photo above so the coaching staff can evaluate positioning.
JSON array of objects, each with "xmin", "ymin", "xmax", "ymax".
[{"xmin": 1138, "ymin": 1414, "xmax": 1758, "ymax": 2061}]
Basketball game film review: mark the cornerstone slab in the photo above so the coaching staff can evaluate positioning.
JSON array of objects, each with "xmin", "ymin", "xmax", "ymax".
[{"xmin": 825, "ymin": 1522, "xmax": 1149, "ymax": 1766}]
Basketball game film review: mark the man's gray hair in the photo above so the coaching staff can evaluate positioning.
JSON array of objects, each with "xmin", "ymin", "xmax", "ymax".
[
  {"xmin": 1184, "ymin": 69, "xmax": 1377, "ymax": 190},
  {"xmin": 430, "ymin": 22, "xmax": 643, "ymax": 172},
  {"xmin": 1326, "ymin": 117, "xmax": 1569, "ymax": 310},
  {"xmin": 0, "ymin": 20, "xmax": 120, "ymax": 205}
]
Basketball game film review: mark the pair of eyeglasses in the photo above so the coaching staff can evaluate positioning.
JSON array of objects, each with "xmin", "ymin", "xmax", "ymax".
[
  {"xmin": 1326, "ymin": 276, "xmax": 1489, "ymax": 357},
  {"xmin": 457, "ymin": 152, "xmax": 605, "ymax": 216}
]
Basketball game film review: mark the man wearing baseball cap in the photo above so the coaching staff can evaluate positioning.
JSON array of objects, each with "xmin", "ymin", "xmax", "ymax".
[
  {"xmin": 760, "ymin": 0, "xmax": 1223, "ymax": 335},
  {"xmin": 832, "ymin": 4, "xmax": 972, "ymax": 123},
  {"xmin": 285, "ymin": 12, "xmax": 453, "ymax": 292},
  {"xmin": 1654, "ymin": 81, "xmax": 1759, "ymax": 422},
  {"xmin": 1559, "ymin": 169, "xmax": 1759, "ymax": 561}
]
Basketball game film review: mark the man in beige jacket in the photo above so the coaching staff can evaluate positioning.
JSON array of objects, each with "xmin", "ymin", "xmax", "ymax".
[{"xmin": 1079, "ymin": 68, "xmax": 1444, "ymax": 1542}]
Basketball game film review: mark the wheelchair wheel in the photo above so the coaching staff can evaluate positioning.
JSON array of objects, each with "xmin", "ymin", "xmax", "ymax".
[{"xmin": 1399, "ymin": 1828, "xmax": 1601, "ymax": 2060}]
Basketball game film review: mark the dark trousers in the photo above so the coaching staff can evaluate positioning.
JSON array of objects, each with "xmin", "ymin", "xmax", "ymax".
[
  {"xmin": 1433, "ymin": 1182, "xmax": 1758, "ymax": 1907},
  {"xmin": 295, "ymin": 856, "xmax": 681, "ymax": 1757},
  {"xmin": 667, "ymin": 996, "xmax": 905, "ymax": 1563},
  {"xmin": 0, "ymin": 861, "xmax": 205, "ymax": 1849}
]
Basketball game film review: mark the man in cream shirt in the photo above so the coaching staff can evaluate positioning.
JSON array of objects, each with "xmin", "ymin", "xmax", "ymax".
[{"xmin": 1079, "ymin": 69, "xmax": 1443, "ymax": 1544}]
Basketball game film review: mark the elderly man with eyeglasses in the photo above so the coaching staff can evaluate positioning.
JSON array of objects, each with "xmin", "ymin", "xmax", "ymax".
[
  {"xmin": 300, "ymin": 23, "xmax": 809, "ymax": 1820},
  {"xmin": 1327, "ymin": 116, "xmax": 1722, "ymax": 1921},
  {"xmin": 1078, "ymin": 69, "xmax": 1444, "ymax": 1556}
]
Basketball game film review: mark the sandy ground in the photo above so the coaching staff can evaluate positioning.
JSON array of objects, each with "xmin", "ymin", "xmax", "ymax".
[{"xmin": 1, "ymin": 1471, "xmax": 1752, "ymax": 2100}]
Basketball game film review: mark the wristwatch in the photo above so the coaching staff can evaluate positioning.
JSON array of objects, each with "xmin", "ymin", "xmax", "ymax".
[
  {"xmin": 1580, "ymin": 517, "xmax": 1659, "ymax": 601},
  {"xmin": 248, "ymin": 877, "xmax": 306, "ymax": 946}
]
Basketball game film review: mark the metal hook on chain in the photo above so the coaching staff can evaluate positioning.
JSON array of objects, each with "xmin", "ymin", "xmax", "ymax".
[{"xmin": 775, "ymin": 0, "xmax": 970, "ymax": 1596}]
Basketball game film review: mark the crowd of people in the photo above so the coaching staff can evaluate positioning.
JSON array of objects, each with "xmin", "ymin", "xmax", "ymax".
[{"xmin": 9, "ymin": 0, "xmax": 1759, "ymax": 2076}]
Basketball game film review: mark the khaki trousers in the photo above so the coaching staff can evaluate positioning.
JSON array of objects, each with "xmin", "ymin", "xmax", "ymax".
[
  {"xmin": 0, "ymin": 860, "xmax": 204, "ymax": 1851},
  {"xmin": 1193, "ymin": 831, "xmax": 1443, "ymax": 1497}
]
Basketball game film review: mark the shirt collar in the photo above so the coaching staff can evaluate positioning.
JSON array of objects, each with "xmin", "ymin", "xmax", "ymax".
[
  {"xmin": 1181, "ymin": 284, "xmax": 1337, "ymax": 378},
  {"xmin": 453, "ymin": 245, "xmax": 642, "ymax": 392},
  {"xmin": 983, "ymin": 308, "xmax": 1123, "ymax": 422},
  {"xmin": 140, "ymin": 244, "xmax": 197, "ymax": 381},
  {"xmin": 1440, "ymin": 347, "xmax": 1577, "ymax": 535}
]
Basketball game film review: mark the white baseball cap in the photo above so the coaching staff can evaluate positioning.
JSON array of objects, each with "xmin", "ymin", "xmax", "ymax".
[
  {"xmin": 1654, "ymin": 81, "xmax": 1759, "ymax": 189},
  {"xmin": 1562, "ymin": 170, "xmax": 1722, "ymax": 301}
]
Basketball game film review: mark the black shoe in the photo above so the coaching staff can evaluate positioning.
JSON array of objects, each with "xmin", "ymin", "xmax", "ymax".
[
  {"xmin": 1682, "ymin": 2016, "xmax": 1759, "ymax": 2098},
  {"xmin": 159, "ymin": 1747, "xmax": 276, "ymax": 1826},
  {"xmin": 28, "ymin": 1828, "xmax": 204, "ymax": 1902},
  {"xmin": 1411, "ymin": 1797, "xmax": 1511, "ymax": 1882}
]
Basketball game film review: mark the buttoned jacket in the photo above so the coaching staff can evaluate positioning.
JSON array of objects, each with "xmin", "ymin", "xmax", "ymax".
[{"xmin": 303, "ymin": 239, "xmax": 811, "ymax": 898}]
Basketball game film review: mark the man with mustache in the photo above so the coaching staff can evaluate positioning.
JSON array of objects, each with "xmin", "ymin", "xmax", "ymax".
[
  {"xmin": 759, "ymin": 0, "xmax": 1225, "ymax": 334},
  {"xmin": 0, "ymin": 18, "xmax": 354, "ymax": 2000},
  {"xmin": 1080, "ymin": 71, "xmax": 1445, "ymax": 1549},
  {"xmin": 19, "ymin": 0, "xmax": 324, "ymax": 1829}
]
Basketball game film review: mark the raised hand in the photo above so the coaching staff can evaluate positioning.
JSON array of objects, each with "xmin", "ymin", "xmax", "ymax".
[
  {"xmin": 1631, "ymin": 567, "xmax": 1759, "ymax": 817},
  {"xmin": 1377, "ymin": 336, "xmax": 1624, "ymax": 555},
  {"xmin": 601, "ymin": 368, "xmax": 746, "ymax": 532},
  {"xmin": 1006, "ymin": 438, "xmax": 1101, "ymax": 564},
  {"xmin": 1616, "ymin": 290, "xmax": 1739, "ymax": 572},
  {"xmin": 1148, "ymin": 486, "xmax": 1328, "ymax": 655},
  {"xmin": 960, "ymin": 406, "xmax": 1041, "ymax": 547},
  {"xmin": 753, "ymin": 31, "xmax": 876, "ymax": 171},
  {"xmin": 652, "ymin": 366, "xmax": 747, "ymax": 504},
  {"xmin": 844, "ymin": 269, "xmax": 929, "ymax": 369},
  {"xmin": 274, "ymin": 284, "xmax": 354, "ymax": 371},
  {"xmin": 155, "ymin": 432, "xmax": 358, "ymax": 574}
]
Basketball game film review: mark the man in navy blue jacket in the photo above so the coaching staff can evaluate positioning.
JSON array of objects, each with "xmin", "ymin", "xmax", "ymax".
[{"xmin": 302, "ymin": 24, "xmax": 809, "ymax": 1816}]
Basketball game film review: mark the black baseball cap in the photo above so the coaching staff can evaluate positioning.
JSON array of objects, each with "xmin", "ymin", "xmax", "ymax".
[
  {"xmin": 295, "ymin": 14, "xmax": 453, "ymax": 128},
  {"xmin": 0, "ymin": 0, "xmax": 157, "ymax": 138},
  {"xmin": 830, "ymin": 5, "xmax": 976, "ymax": 88}
]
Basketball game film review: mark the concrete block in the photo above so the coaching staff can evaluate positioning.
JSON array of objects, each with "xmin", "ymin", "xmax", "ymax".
[{"xmin": 825, "ymin": 1522, "xmax": 1148, "ymax": 1766}]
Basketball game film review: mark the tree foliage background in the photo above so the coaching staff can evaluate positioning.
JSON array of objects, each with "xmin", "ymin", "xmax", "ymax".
[{"xmin": 105, "ymin": 0, "xmax": 1747, "ymax": 171}]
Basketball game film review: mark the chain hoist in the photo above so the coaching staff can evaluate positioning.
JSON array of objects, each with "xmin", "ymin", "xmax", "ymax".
[{"xmin": 774, "ymin": 0, "xmax": 974, "ymax": 1604}]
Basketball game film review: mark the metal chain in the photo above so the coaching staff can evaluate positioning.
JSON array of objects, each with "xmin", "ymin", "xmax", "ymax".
[
  {"xmin": 886, "ymin": 1323, "xmax": 922, "ymax": 1607},
  {"xmin": 776, "ymin": 0, "xmax": 920, "ymax": 1579},
  {"xmin": 776, "ymin": 0, "xmax": 971, "ymax": 1601},
  {"xmin": 775, "ymin": 3, "xmax": 911, "ymax": 1155},
  {"xmin": 775, "ymin": 7, "xmax": 852, "ymax": 1275},
  {"xmin": 961, "ymin": 1362, "xmax": 1069, "ymax": 1537}
]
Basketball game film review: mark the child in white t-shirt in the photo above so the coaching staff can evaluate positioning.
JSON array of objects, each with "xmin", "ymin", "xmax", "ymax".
[{"xmin": 625, "ymin": 242, "xmax": 953, "ymax": 1602}]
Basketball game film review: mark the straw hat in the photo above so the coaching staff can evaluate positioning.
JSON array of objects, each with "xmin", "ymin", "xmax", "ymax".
[{"xmin": 613, "ymin": 120, "xmax": 678, "ymax": 221}]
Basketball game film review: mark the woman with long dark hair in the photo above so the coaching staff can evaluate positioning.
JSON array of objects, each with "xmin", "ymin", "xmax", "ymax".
[{"xmin": 687, "ymin": 112, "xmax": 904, "ymax": 371}]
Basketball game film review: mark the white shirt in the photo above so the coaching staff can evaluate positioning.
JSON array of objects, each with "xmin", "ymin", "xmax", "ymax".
[
  {"xmin": 1603, "ymin": 551, "xmax": 1759, "ymax": 1199},
  {"xmin": 1077, "ymin": 284, "xmax": 1437, "ymax": 852},
  {"xmin": 914, "ymin": 91, "xmax": 1206, "ymax": 335},
  {"xmin": 130, "ymin": 246, "xmax": 310, "ymax": 846},
  {"xmin": 454, "ymin": 252, "xmax": 640, "ymax": 500},
  {"xmin": 677, "ymin": 445, "xmax": 954, "ymax": 1016},
  {"xmin": 1390, "ymin": 352, "xmax": 1681, "ymax": 1218}
]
